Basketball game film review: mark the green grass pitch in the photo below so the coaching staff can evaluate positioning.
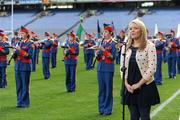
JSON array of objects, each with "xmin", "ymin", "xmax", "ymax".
[{"xmin": 0, "ymin": 48, "xmax": 179, "ymax": 120}]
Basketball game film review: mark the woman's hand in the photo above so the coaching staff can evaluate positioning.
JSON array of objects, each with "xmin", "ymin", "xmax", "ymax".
[
  {"xmin": 132, "ymin": 83, "xmax": 141, "ymax": 90},
  {"xmin": 125, "ymin": 83, "xmax": 134, "ymax": 93}
]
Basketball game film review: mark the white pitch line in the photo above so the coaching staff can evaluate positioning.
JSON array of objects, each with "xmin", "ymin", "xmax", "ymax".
[{"xmin": 150, "ymin": 89, "xmax": 180, "ymax": 118}]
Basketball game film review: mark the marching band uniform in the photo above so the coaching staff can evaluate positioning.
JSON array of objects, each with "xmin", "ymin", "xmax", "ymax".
[
  {"xmin": 11, "ymin": 32, "xmax": 21, "ymax": 47},
  {"xmin": 166, "ymin": 30, "xmax": 179, "ymax": 79},
  {"xmin": 0, "ymin": 31, "xmax": 10, "ymax": 88},
  {"xmin": 50, "ymin": 33, "xmax": 58, "ymax": 68},
  {"xmin": 41, "ymin": 32, "xmax": 53, "ymax": 79},
  {"xmin": 64, "ymin": 33, "xmax": 79, "ymax": 92},
  {"xmin": 31, "ymin": 32, "xmax": 39, "ymax": 72},
  {"xmin": 154, "ymin": 32, "xmax": 165, "ymax": 85},
  {"xmin": 14, "ymin": 27, "xmax": 33, "ymax": 108},
  {"xmin": 83, "ymin": 33, "xmax": 95, "ymax": 70},
  {"xmin": 96, "ymin": 25, "xmax": 116, "ymax": 115}
]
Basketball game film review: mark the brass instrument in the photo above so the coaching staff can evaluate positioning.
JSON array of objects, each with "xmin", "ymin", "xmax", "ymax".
[
  {"xmin": 6, "ymin": 45, "xmax": 17, "ymax": 65},
  {"xmin": 90, "ymin": 38, "xmax": 104, "ymax": 68}
]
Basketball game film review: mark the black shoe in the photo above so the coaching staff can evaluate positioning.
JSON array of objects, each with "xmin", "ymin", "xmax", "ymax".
[
  {"xmin": 99, "ymin": 112, "xmax": 103, "ymax": 115},
  {"xmin": 16, "ymin": 105, "xmax": 22, "ymax": 108},
  {"xmin": 67, "ymin": 90, "xmax": 72, "ymax": 92},
  {"xmin": 0, "ymin": 86, "xmax": 5, "ymax": 88}
]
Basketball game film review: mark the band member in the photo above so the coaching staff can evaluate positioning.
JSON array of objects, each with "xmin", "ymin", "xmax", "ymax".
[
  {"xmin": 41, "ymin": 32, "xmax": 53, "ymax": 79},
  {"xmin": 31, "ymin": 31, "xmax": 39, "ymax": 71},
  {"xmin": 0, "ymin": 31, "xmax": 10, "ymax": 88},
  {"xmin": 64, "ymin": 32, "xmax": 79, "ymax": 92},
  {"xmin": 14, "ymin": 27, "xmax": 33, "ymax": 108},
  {"xmin": 11, "ymin": 32, "xmax": 21, "ymax": 47},
  {"xmin": 96, "ymin": 25, "xmax": 116, "ymax": 115},
  {"xmin": 83, "ymin": 32, "xmax": 96, "ymax": 70},
  {"xmin": 116, "ymin": 30, "xmax": 125, "ymax": 64},
  {"xmin": 154, "ymin": 32, "xmax": 165, "ymax": 85},
  {"xmin": 50, "ymin": 33, "xmax": 58, "ymax": 68},
  {"xmin": 165, "ymin": 30, "xmax": 179, "ymax": 79}
]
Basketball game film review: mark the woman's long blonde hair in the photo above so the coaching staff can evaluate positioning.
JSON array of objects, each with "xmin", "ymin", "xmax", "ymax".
[{"xmin": 126, "ymin": 18, "xmax": 147, "ymax": 50}]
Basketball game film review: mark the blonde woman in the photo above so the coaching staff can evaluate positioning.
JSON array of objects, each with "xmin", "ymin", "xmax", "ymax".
[{"xmin": 121, "ymin": 19, "xmax": 160, "ymax": 120}]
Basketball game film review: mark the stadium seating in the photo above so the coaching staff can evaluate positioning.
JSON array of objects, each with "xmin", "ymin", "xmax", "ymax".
[
  {"xmin": 82, "ymin": 7, "xmax": 180, "ymax": 36},
  {"xmin": 27, "ymin": 9, "xmax": 81, "ymax": 38},
  {"xmin": 0, "ymin": 10, "xmax": 37, "ymax": 31},
  {"xmin": 1, "ymin": 7, "xmax": 180, "ymax": 37}
]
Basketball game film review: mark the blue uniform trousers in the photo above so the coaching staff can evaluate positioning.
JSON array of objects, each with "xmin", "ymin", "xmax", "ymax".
[
  {"xmin": 42, "ymin": 57, "xmax": 50, "ymax": 79},
  {"xmin": 36, "ymin": 49, "xmax": 39, "ymax": 64},
  {"xmin": 116, "ymin": 52, "xmax": 120, "ymax": 64},
  {"xmin": 177, "ymin": 56, "xmax": 180, "ymax": 73},
  {"xmin": 0, "ymin": 67, "xmax": 7, "ymax": 88},
  {"xmin": 167, "ymin": 56, "xmax": 177, "ymax": 78},
  {"xmin": 97, "ymin": 71, "xmax": 113, "ymax": 114},
  {"xmin": 84, "ymin": 51, "xmax": 87, "ymax": 64},
  {"xmin": 51, "ymin": 52, "xmax": 57, "ymax": 68},
  {"xmin": 65, "ymin": 64, "xmax": 76, "ymax": 92},
  {"xmin": 162, "ymin": 50, "xmax": 167, "ymax": 63},
  {"xmin": 154, "ymin": 57, "xmax": 162, "ymax": 84},
  {"xmin": 86, "ymin": 53, "xmax": 94, "ymax": 70},
  {"xmin": 15, "ymin": 71, "xmax": 30, "ymax": 107},
  {"xmin": 31, "ymin": 53, "xmax": 36, "ymax": 72}
]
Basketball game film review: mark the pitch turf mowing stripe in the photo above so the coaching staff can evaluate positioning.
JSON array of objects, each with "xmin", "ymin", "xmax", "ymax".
[{"xmin": 150, "ymin": 89, "xmax": 180, "ymax": 118}]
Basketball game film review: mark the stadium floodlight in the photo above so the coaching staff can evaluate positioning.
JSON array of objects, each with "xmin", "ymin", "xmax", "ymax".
[{"xmin": 141, "ymin": 2, "xmax": 154, "ymax": 7}]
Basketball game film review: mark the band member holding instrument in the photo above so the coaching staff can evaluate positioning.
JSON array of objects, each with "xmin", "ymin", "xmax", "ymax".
[
  {"xmin": 41, "ymin": 32, "xmax": 53, "ymax": 79},
  {"xmin": 64, "ymin": 32, "xmax": 79, "ymax": 92},
  {"xmin": 96, "ymin": 24, "xmax": 116, "ymax": 115},
  {"xmin": 0, "ymin": 30, "xmax": 10, "ymax": 88},
  {"xmin": 116, "ymin": 30, "xmax": 125, "ymax": 64},
  {"xmin": 165, "ymin": 30, "xmax": 179, "ymax": 79},
  {"xmin": 50, "ymin": 33, "xmax": 58, "ymax": 68},
  {"xmin": 83, "ymin": 32, "xmax": 96, "ymax": 70},
  {"xmin": 14, "ymin": 27, "xmax": 34, "ymax": 108},
  {"xmin": 11, "ymin": 31, "xmax": 21, "ymax": 47},
  {"xmin": 154, "ymin": 32, "xmax": 165, "ymax": 85},
  {"xmin": 31, "ymin": 31, "xmax": 39, "ymax": 71}
]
